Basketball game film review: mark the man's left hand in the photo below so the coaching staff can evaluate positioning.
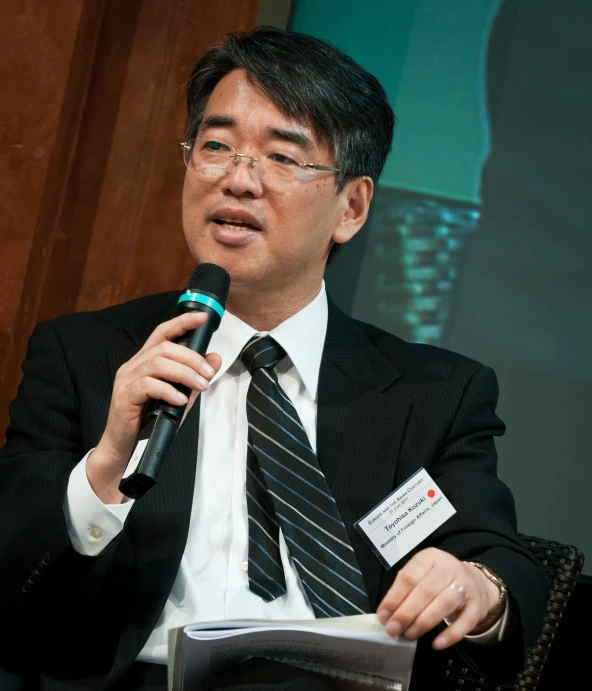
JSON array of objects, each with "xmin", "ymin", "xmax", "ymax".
[{"xmin": 377, "ymin": 547, "xmax": 502, "ymax": 650}]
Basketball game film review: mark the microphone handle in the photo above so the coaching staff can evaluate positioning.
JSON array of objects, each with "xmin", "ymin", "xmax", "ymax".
[{"xmin": 118, "ymin": 301, "xmax": 221, "ymax": 499}]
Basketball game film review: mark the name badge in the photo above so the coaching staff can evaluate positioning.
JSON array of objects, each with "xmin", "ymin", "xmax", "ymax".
[{"xmin": 355, "ymin": 468, "xmax": 456, "ymax": 569}]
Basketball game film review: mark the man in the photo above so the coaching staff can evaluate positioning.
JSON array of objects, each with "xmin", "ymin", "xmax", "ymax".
[{"xmin": 0, "ymin": 28, "xmax": 548, "ymax": 691}]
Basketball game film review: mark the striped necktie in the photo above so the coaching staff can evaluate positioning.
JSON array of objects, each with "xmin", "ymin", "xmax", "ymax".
[{"xmin": 240, "ymin": 335, "xmax": 371, "ymax": 617}]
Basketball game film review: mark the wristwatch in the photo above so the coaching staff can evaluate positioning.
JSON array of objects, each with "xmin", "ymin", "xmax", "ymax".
[{"xmin": 465, "ymin": 561, "xmax": 508, "ymax": 622}]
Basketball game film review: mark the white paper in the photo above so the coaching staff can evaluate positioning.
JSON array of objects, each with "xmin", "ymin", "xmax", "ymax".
[{"xmin": 170, "ymin": 614, "xmax": 416, "ymax": 691}]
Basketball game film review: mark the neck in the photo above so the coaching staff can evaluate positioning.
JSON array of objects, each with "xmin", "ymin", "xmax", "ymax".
[{"xmin": 226, "ymin": 280, "xmax": 323, "ymax": 331}]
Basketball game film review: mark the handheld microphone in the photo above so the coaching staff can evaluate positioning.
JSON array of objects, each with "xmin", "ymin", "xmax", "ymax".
[{"xmin": 119, "ymin": 263, "xmax": 230, "ymax": 499}]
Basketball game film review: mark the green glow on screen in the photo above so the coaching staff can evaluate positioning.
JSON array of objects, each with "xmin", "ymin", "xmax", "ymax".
[{"xmin": 291, "ymin": 0, "xmax": 502, "ymax": 203}]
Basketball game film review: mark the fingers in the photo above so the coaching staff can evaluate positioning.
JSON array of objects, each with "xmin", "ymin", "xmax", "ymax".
[
  {"xmin": 126, "ymin": 345, "xmax": 214, "ymax": 399},
  {"xmin": 118, "ymin": 317, "xmax": 221, "ymax": 410},
  {"xmin": 99, "ymin": 314, "xmax": 221, "ymax": 463},
  {"xmin": 180, "ymin": 353, "xmax": 222, "ymax": 424},
  {"xmin": 377, "ymin": 548, "xmax": 493, "ymax": 648},
  {"xmin": 125, "ymin": 375, "xmax": 191, "ymax": 408},
  {"xmin": 401, "ymin": 583, "xmax": 467, "ymax": 640},
  {"xmin": 432, "ymin": 601, "xmax": 482, "ymax": 649},
  {"xmin": 205, "ymin": 351, "xmax": 222, "ymax": 372},
  {"xmin": 139, "ymin": 311, "xmax": 209, "ymax": 354},
  {"xmin": 377, "ymin": 549, "xmax": 438, "ymax": 626},
  {"xmin": 379, "ymin": 565, "xmax": 459, "ymax": 638},
  {"xmin": 90, "ymin": 311, "xmax": 221, "ymax": 501}
]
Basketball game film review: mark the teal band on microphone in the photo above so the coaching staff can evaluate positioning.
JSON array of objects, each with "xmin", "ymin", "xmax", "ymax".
[{"xmin": 178, "ymin": 292, "xmax": 225, "ymax": 318}]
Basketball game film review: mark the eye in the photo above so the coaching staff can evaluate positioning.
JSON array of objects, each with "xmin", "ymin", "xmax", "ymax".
[
  {"xmin": 202, "ymin": 140, "xmax": 229, "ymax": 153},
  {"xmin": 268, "ymin": 152, "xmax": 298, "ymax": 166}
]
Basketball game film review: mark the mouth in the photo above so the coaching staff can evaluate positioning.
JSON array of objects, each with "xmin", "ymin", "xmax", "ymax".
[
  {"xmin": 208, "ymin": 210, "xmax": 263, "ymax": 247},
  {"xmin": 213, "ymin": 217, "xmax": 260, "ymax": 231},
  {"xmin": 210, "ymin": 209, "xmax": 263, "ymax": 232}
]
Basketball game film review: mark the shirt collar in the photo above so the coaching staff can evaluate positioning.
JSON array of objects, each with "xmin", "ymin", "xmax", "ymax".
[{"xmin": 208, "ymin": 282, "xmax": 328, "ymax": 399}]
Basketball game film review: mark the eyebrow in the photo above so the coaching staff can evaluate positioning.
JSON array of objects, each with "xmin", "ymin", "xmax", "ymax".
[
  {"xmin": 266, "ymin": 127, "xmax": 315, "ymax": 152},
  {"xmin": 199, "ymin": 115, "xmax": 236, "ymax": 132},
  {"xmin": 198, "ymin": 115, "xmax": 315, "ymax": 152}
]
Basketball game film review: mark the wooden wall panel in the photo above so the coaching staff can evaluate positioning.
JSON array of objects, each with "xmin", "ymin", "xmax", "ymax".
[
  {"xmin": 0, "ymin": 0, "xmax": 94, "ymax": 375},
  {"xmin": 0, "ymin": 0, "xmax": 261, "ymax": 442},
  {"xmin": 36, "ymin": 0, "xmax": 143, "ymax": 321}
]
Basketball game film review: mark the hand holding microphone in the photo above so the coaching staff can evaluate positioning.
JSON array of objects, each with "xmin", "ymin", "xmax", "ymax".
[{"xmin": 88, "ymin": 264, "xmax": 230, "ymax": 503}]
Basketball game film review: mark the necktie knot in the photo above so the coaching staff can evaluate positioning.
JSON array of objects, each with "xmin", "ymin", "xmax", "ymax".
[{"xmin": 240, "ymin": 335, "xmax": 286, "ymax": 374}]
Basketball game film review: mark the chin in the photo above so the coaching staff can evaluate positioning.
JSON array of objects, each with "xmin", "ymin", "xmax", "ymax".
[
  {"xmin": 188, "ymin": 244, "xmax": 232, "ymax": 272},
  {"xmin": 190, "ymin": 250, "xmax": 262, "ymax": 286}
]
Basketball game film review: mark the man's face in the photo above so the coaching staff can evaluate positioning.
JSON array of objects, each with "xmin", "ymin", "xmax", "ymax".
[{"xmin": 182, "ymin": 69, "xmax": 365, "ymax": 297}]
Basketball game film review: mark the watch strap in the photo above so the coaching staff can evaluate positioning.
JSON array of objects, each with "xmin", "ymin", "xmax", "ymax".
[{"xmin": 465, "ymin": 561, "xmax": 508, "ymax": 626}]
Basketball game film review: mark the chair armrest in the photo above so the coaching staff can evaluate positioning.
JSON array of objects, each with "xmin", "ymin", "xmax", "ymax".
[{"xmin": 445, "ymin": 533, "xmax": 585, "ymax": 691}]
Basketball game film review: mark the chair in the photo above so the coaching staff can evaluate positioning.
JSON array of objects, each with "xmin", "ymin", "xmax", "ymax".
[{"xmin": 445, "ymin": 533, "xmax": 585, "ymax": 691}]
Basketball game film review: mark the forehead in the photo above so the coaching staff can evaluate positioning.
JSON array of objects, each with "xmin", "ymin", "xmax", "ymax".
[{"xmin": 202, "ymin": 69, "xmax": 324, "ymax": 150}]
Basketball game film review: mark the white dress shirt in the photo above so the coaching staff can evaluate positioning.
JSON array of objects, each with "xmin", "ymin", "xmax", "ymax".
[{"xmin": 63, "ymin": 282, "xmax": 508, "ymax": 665}]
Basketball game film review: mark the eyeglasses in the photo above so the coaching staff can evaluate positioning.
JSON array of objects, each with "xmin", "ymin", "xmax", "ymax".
[{"xmin": 179, "ymin": 137, "xmax": 341, "ymax": 191}]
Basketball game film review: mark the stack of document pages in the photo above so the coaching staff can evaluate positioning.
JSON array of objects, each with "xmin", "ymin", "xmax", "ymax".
[{"xmin": 168, "ymin": 613, "xmax": 416, "ymax": 690}]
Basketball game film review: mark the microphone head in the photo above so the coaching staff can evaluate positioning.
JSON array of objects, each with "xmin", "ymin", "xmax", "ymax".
[{"xmin": 186, "ymin": 263, "xmax": 231, "ymax": 307}]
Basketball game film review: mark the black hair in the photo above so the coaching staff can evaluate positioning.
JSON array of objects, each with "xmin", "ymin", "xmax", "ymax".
[{"xmin": 185, "ymin": 27, "xmax": 395, "ymax": 262}]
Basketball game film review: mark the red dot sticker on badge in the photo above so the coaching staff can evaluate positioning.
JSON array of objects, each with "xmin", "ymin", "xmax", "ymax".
[{"xmin": 427, "ymin": 489, "xmax": 436, "ymax": 498}]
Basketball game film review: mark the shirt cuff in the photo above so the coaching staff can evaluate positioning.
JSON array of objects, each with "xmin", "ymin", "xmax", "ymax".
[
  {"xmin": 463, "ymin": 597, "xmax": 511, "ymax": 644},
  {"xmin": 62, "ymin": 449, "xmax": 135, "ymax": 556}
]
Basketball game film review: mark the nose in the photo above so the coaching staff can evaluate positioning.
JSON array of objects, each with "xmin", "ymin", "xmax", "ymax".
[{"xmin": 221, "ymin": 154, "xmax": 263, "ymax": 197}]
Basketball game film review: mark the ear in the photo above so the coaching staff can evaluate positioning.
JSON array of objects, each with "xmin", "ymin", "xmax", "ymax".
[{"xmin": 331, "ymin": 176, "xmax": 374, "ymax": 245}]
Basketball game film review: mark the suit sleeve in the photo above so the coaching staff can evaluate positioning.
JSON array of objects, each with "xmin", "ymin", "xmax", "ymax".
[
  {"xmin": 0, "ymin": 320, "xmax": 122, "ymax": 671},
  {"xmin": 427, "ymin": 365, "xmax": 549, "ymax": 674}
]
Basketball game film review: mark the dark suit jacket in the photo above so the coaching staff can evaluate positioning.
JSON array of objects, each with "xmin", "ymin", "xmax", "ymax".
[{"xmin": 0, "ymin": 292, "xmax": 549, "ymax": 690}]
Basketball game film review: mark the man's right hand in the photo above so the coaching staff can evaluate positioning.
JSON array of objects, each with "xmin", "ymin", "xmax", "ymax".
[{"xmin": 87, "ymin": 311, "xmax": 221, "ymax": 504}]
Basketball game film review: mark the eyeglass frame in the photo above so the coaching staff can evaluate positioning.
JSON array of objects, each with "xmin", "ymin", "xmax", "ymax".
[{"xmin": 179, "ymin": 139, "xmax": 342, "ymax": 180}]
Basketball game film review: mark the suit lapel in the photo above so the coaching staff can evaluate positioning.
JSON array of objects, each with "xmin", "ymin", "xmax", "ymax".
[
  {"xmin": 317, "ymin": 302, "xmax": 411, "ymax": 607},
  {"xmin": 105, "ymin": 294, "xmax": 201, "ymax": 683}
]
